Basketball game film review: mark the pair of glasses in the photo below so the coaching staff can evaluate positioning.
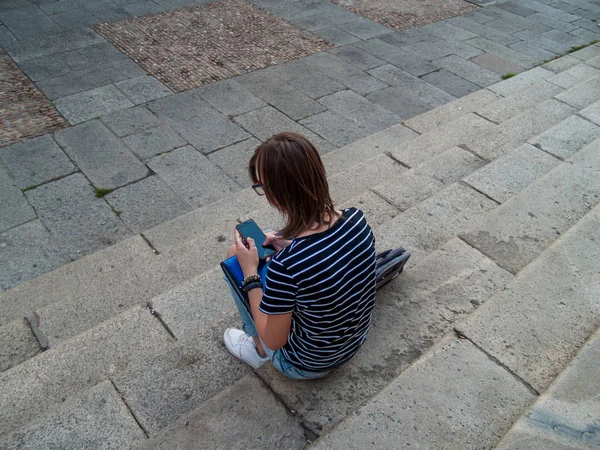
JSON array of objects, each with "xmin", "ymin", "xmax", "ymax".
[{"xmin": 252, "ymin": 183, "xmax": 265, "ymax": 196}]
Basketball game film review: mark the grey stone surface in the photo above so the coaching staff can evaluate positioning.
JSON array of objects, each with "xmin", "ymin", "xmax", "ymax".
[
  {"xmin": 368, "ymin": 64, "xmax": 456, "ymax": 107},
  {"xmin": 435, "ymin": 54, "xmax": 502, "ymax": 87},
  {"xmin": 542, "ymin": 29, "xmax": 581, "ymax": 47},
  {"xmin": 488, "ymin": 66, "xmax": 555, "ymax": 96},
  {"xmin": 234, "ymin": 105, "xmax": 335, "ymax": 152},
  {"xmin": 54, "ymin": 120, "xmax": 149, "ymax": 189},
  {"xmin": 0, "ymin": 219, "xmax": 70, "ymax": 292},
  {"xmin": 148, "ymin": 146, "xmax": 240, "ymax": 208},
  {"xmin": 25, "ymin": 173, "xmax": 132, "ymax": 260},
  {"xmin": 234, "ymin": 70, "xmax": 325, "ymax": 121},
  {"xmin": 122, "ymin": 125, "xmax": 187, "ymax": 160},
  {"xmin": 570, "ymin": 44, "xmax": 600, "ymax": 61},
  {"xmin": 0, "ymin": 135, "xmax": 76, "ymax": 190},
  {"xmin": 457, "ymin": 202, "xmax": 600, "ymax": 392},
  {"xmin": 355, "ymin": 39, "xmax": 439, "ymax": 76},
  {"xmin": 421, "ymin": 69, "xmax": 481, "ymax": 98},
  {"xmin": 366, "ymin": 87, "xmax": 430, "ymax": 119},
  {"xmin": 0, "ymin": 319, "xmax": 40, "ymax": 372},
  {"xmin": 300, "ymin": 110, "xmax": 368, "ymax": 147},
  {"xmin": 476, "ymin": 79, "xmax": 564, "ymax": 124},
  {"xmin": 148, "ymin": 91, "xmax": 250, "ymax": 153},
  {"xmin": 207, "ymin": 137, "xmax": 261, "ymax": 187},
  {"xmin": 402, "ymin": 39, "xmax": 483, "ymax": 61},
  {"xmin": 404, "ymin": 88, "xmax": 500, "ymax": 134},
  {"xmin": 484, "ymin": 18, "xmax": 524, "ymax": 35},
  {"xmin": 101, "ymin": 105, "xmax": 161, "ymax": 137},
  {"xmin": 289, "ymin": 5, "xmax": 358, "ymax": 31},
  {"xmin": 264, "ymin": 0, "xmax": 315, "ymax": 20},
  {"xmin": 548, "ymin": 64, "xmax": 600, "ymax": 89},
  {"xmin": 104, "ymin": 176, "xmax": 190, "ymax": 234},
  {"xmin": 470, "ymin": 52, "xmax": 525, "ymax": 75},
  {"xmin": 194, "ymin": 79, "xmax": 265, "ymax": 117},
  {"xmin": 36, "ymin": 58, "xmax": 146, "ymax": 100},
  {"xmin": 0, "ymin": 163, "xmax": 36, "ymax": 232},
  {"xmin": 392, "ymin": 113, "xmax": 496, "ymax": 167},
  {"xmin": 115, "ymin": 75, "xmax": 172, "ymax": 105},
  {"xmin": 328, "ymin": 45, "xmax": 385, "ymax": 71},
  {"xmin": 527, "ymin": 12, "xmax": 578, "ymax": 32},
  {"xmin": 49, "ymin": 8, "xmax": 100, "ymax": 31},
  {"xmin": 78, "ymin": 0, "xmax": 130, "ymax": 22},
  {"xmin": 259, "ymin": 238, "xmax": 513, "ymax": 435},
  {"xmin": 265, "ymin": 58, "xmax": 345, "ymax": 99},
  {"xmin": 466, "ymin": 37, "xmax": 539, "ymax": 69},
  {"xmin": 301, "ymin": 52, "xmax": 388, "ymax": 95},
  {"xmin": 419, "ymin": 21, "xmax": 479, "ymax": 41},
  {"xmin": 514, "ymin": 29, "xmax": 573, "ymax": 54},
  {"xmin": 485, "ymin": 4, "xmax": 556, "ymax": 31},
  {"xmin": 337, "ymin": 17, "xmax": 391, "ymax": 40},
  {"xmin": 39, "ymin": 0, "xmax": 81, "ymax": 15},
  {"xmin": 497, "ymin": 0, "xmax": 538, "ymax": 16},
  {"xmin": 318, "ymin": 90, "xmax": 401, "ymax": 134},
  {"xmin": 463, "ymin": 143, "xmax": 561, "ymax": 203},
  {"xmin": 580, "ymin": 99, "xmax": 600, "ymax": 125},
  {"xmin": 528, "ymin": 115, "xmax": 600, "ymax": 158},
  {"xmin": 460, "ymin": 138, "xmax": 600, "ymax": 274},
  {"xmin": 0, "ymin": 5, "xmax": 60, "ymax": 39},
  {"xmin": 467, "ymin": 99, "xmax": 575, "ymax": 160},
  {"xmin": 569, "ymin": 26, "xmax": 600, "ymax": 42},
  {"xmin": 54, "ymin": 84, "xmax": 134, "ymax": 125},
  {"xmin": 123, "ymin": 0, "xmax": 166, "ymax": 16},
  {"xmin": 496, "ymin": 328, "xmax": 600, "ymax": 450},
  {"xmin": 446, "ymin": 15, "xmax": 521, "ymax": 46},
  {"xmin": 0, "ymin": 305, "xmax": 172, "ymax": 437},
  {"xmin": 507, "ymin": 40, "xmax": 558, "ymax": 64},
  {"xmin": 312, "ymin": 26, "xmax": 361, "ymax": 46},
  {"xmin": 374, "ymin": 147, "xmax": 486, "ymax": 211},
  {"xmin": 136, "ymin": 374, "xmax": 306, "ymax": 449},
  {"xmin": 340, "ymin": 190, "xmax": 400, "ymax": 229},
  {"xmin": 0, "ymin": 25, "xmax": 16, "ymax": 45},
  {"xmin": 588, "ymin": 55, "xmax": 600, "ymax": 69},
  {"xmin": 311, "ymin": 337, "xmax": 535, "ymax": 449},
  {"xmin": 0, "ymin": 381, "xmax": 145, "ymax": 450}
]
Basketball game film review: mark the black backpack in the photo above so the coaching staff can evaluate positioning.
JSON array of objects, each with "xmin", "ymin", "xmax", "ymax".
[{"xmin": 375, "ymin": 248, "xmax": 410, "ymax": 290}]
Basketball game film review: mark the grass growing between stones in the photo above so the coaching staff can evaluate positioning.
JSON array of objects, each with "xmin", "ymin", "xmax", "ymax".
[
  {"xmin": 94, "ymin": 188, "xmax": 114, "ymax": 198},
  {"xmin": 502, "ymin": 73, "xmax": 516, "ymax": 80},
  {"xmin": 110, "ymin": 205, "xmax": 122, "ymax": 216},
  {"xmin": 569, "ymin": 40, "xmax": 599, "ymax": 53}
]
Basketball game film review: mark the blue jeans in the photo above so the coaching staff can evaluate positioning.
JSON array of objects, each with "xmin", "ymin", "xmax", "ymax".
[{"xmin": 224, "ymin": 277, "xmax": 330, "ymax": 380}]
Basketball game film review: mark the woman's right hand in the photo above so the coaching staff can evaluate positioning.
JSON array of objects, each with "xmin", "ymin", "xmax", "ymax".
[{"xmin": 264, "ymin": 231, "xmax": 292, "ymax": 252}]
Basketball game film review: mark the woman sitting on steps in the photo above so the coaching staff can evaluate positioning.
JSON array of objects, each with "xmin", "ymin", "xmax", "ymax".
[{"xmin": 223, "ymin": 131, "xmax": 378, "ymax": 379}]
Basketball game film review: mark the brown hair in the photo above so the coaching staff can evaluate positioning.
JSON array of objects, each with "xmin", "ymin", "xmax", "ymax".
[{"xmin": 249, "ymin": 132, "xmax": 337, "ymax": 239}]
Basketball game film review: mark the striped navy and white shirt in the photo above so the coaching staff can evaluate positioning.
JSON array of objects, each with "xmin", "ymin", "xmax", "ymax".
[{"xmin": 259, "ymin": 208, "xmax": 377, "ymax": 372}]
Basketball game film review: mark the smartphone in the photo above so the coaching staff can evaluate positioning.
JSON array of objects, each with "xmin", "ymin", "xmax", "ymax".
[{"xmin": 236, "ymin": 219, "xmax": 276, "ymax": 260}]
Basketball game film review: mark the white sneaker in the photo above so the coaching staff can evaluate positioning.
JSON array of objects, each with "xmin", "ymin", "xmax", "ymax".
[{"xmin": 223, "ymin": 328, "xmax": 269, "ymax": 369}]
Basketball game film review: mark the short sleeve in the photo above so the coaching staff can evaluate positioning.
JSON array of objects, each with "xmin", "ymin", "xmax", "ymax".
[{"xmin": 259, "ymin": 259, "xmax": 297, "ymax": 315}]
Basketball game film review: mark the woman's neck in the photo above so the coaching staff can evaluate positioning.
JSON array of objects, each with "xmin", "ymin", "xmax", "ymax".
[{"xmin": 296, "ymin": 211, "xmax": 342, "ymax": 238}]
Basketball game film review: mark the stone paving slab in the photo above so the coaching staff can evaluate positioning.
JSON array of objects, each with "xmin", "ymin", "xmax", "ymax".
[
  {"xmin": 0, "ymin": 5, "xmax": 61, "ymax": 40},
  {"xmin": 328, "ymin": 44, "xmax": 385, "ymax": 71},
  {"xmin": 299, "ymin": 110, "xmax": 371, "ymax": 147},
  {"xmin": 104, "ymin": 175, "xmax": 191, "ymax": 234},
  {"xmin": 457, "ymin": 202, "xmax": 600, "ymax": 392},
  {"xmin": 421, "ymin": 68, "xmax": 481, "ymax": 98},
  {"xmin": 0, "ymin": 381, "xmax": 145, "ymax": 450},
  {"xmin": 148, "ymin": 145, "xmax": 240, "ymax": 208},
  {"xmin": 258, "ymin": 238, "xmax": 513, "ymax": 435},
  {"xmin": 355, "ymin": 38, "xmax": 440, "ymax": 77},
  {"xmin": 548, "ymin": 63, "xmax": 600, "ymax": 89},
  {"xmin": 0, "ymin": 318, "xmax": 41, "ymax": 372},
  {"xmin": 460, "ymin": 138, "xmax": 600, "ymax": 274},
  {"xmin": 312, "ymin": 26, "xmax": 362, "ymax": 46},
  {"xmin": 0, "ymin": 219, "xmax": 71, "ymax": 293},
  {"xmin": 471, "ymin": 52, "xmax": 525, "ymax": 75},
  {"xmin": 207, "ymin": 137, "xmax": 261, "ymax": 187},
  {"xmin": 507, "ymin": 40, "xmax": 559, "ymax": 63},
  {"xmin": 488, "ymin": 66, "xmax": 555, "ymax": 96},
  {"xmin": 235, "ymin": 69, "xmax": 325, "ymax": 121},
  {"xmin": 476, "ymin": 79, "xmax": 564, "ymax": 123},
  {"xmin": 467, "ymin": 98, "xmax": 575, "ymax": 160},
  {"xmin": 0, "ymin": 135, "xmax": 75, "ymax": 190},
  {"xmin": 122, "ymin": 124, "xmax": 187, "ymax": 161},
  {"xmin": 528, "ymin": 115, "xmax": 600, "ymax": 159},
  {"xmin": 466, "ymin": 37, "xmax": 540, "ymax": 69},
  {"xmin": 496, "ymin": 328, "xmax": 600, "ymax": 449},
  {"xmin": 48, "ymin": 9, "xmax": 102, "ymax": 32},
  {"xmin": 402, "ymin": 38, "xmax": 484, "ymax": 61},
  {"xmin": 340, "ymin": 190, "xmax": 400, "ymax": 229},
  {"xmin": 54, "ymin": 120, "xmax": 149, "ymax": 189},
  {"xmin": 100, "ymin": 105, "xmax": 161, "ymax": 138},
  {"xmin": 434, "ymin": 54, "xmax": 502, "ymax": 87},
  {"xmin": 365, "ymin": 87, "xmax": 431, "ymax": 120},
  {"xmin": 115, "ymin": 75, "xmax": 172, "ymax": 105},
  {"xmin": 463, "ymin": 143, "xmax": 561, "ymax": 203},
  {"xmin": 0, "ymin": 163, "xmax": 36, "ymax": 232},
  {"xmin": 54, "ymin": 84, "xmax": 134, "ymax": 125},
  {"xmin": 25, "ymin": 173, "xmax": 132, "ymax": 260},
  {"xmin": 136, "ymin": 374, "xmax": 306, "ymax": 450},
  {"xmin": 0, "ymin": 305, "xmax": 173, "ymax": 436},
  {"xmin": 580, "ymin": 98, "xmax": 600, "ymax": 125},
  {"xmin": 194, "ymin": 79, "xmax": 266, "ymax": 118},
  {"xmin": 311, "ymin": 336, "xmax": 535, "ymax": 450},
  {"xmin": 446, "ymin": 15, "xmax": 522, "ymax": 46},
  {"xmin": 147, "ymin": 91, "xmax": 250, "ymax": 154}
]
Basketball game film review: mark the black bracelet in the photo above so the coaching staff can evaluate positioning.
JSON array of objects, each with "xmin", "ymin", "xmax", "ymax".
[
  {"xmin": 243, "ymin": 281, "xmax": 263, "ymax": 293},
  {"xmin": 242, "ymin": 274, "xmax": 261, "ymax": 285}
]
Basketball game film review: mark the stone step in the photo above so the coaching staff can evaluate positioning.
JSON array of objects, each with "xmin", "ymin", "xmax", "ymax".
[
  {"xmin": 460, "ymin": 138, "xmax": 600, "ymax": 274},
  {"xmin": 257, "ymin": 237, "xmax": 513, "ymax": 435},
  {"xmin": 495, "ymin": 328, "xmax": 600, "ymax": 449},
  {"xmin": 555, "ymin": 75, "xmax": 600, "ymax": 109},
  {"xmin": 0, "ymin": 318, "xmax": 41, "ymax": 372},
  {"xmin": 135, "ymin": 375, "xmax": 306, "ymax": 450},
  {"xmin": 0, "ymin": 381, "xmax": 146, "ymax": 450},
  {"xmin": 0, "ymin": 305, "xmax": 173, "ymax": 438}
]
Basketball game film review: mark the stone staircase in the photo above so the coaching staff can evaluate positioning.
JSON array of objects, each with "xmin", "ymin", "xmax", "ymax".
[{"xmin": 1, "ymin": 46, "xmax": 600, "ymax": 449}]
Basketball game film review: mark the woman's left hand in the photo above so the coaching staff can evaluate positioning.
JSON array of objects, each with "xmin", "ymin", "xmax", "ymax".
[{"xmin": 234, "ymin": 230, "xmax": 259, "ymax": 276}]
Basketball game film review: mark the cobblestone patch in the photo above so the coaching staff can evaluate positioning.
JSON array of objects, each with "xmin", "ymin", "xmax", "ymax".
[
  {"xmin": 331, "ymin": 0, "xmax": 478, "ymax": 32},
  {"xmin": 94, "ymin": 0, "xmax": 332, "ymax": 93},
  {"xmin": 0, "ymin": 48, "xmax": 67, "ymax": 148}
]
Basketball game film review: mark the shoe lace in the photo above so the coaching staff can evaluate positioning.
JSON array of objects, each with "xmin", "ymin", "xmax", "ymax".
[{"xmin": 238, "ymin": 333, "xmax": 255, "ymax": 347}]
